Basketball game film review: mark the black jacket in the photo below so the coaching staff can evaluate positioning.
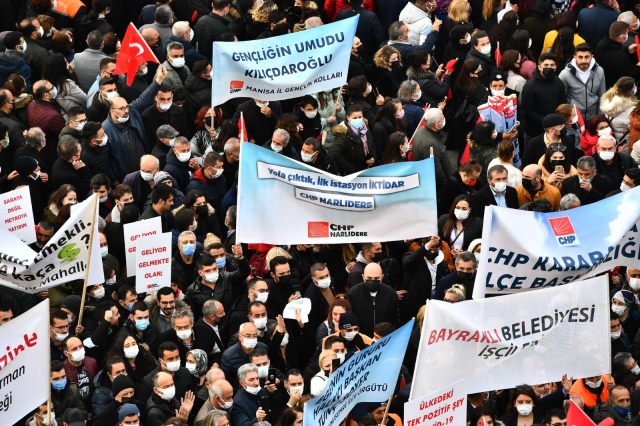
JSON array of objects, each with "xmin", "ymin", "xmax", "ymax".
[
  {"xmin": 81, "ymin": 140, "xmax": 111, "ymax": 181},
  {"xmin": 401, "ymin": 245, "xmax": 449, "ymax": 321},
  {"xmin": 345, "ymin": 282, "xmax": 399, "ymax": 337},
  {"xmin": 471, "ymin": 185, "xmax": 520, "ymax": 218},
  {"xmin": 163, "ymin": 149, "xmax": 193, "ymax": 192},
  {"xmin": 438, "ymin": 172, "xmax": 483, "ymax": 216},
  {"xmin": 561, "ymin": 174, "xmax": 614, "ymax": 205},
  {"xmin": 184, "ymin": 74, "xmax": 212, "ymax": 132},
  {"xmin": 295, "ymin": 148, "xmax": 340, "ymax": 175},
  {"xmin": 437, "ymin": 215, "xmax": 483, "ymax": 251},
  {"xmin": 193, "ymin": 317, "xmax": 225, "ymax": 366},
  {"xmin": 595, "ymin": 37, "xmax": 640, "ymax": 89},
  {"xmin": 86, "ymin": 92, "xmax": 110, "ymax": 124},
  {"xmin": 330, "ymin": 122, "xmax": 377, "ymax": 176},
  {"xmin": 51, "ymin": 158, "xmax": 92, "ymax": 200},
  {"xmin": 522, "ymin": 135, "xmax": 576, "ymax": 168},
  {"xmin": 146, "ymin": 392, "xmax": 182, "ymax": 426},
  {"xmin": 335, "ymin": 7, "xmax": 385, "ymax": 62},
  {"xmin": 372, "ymin": 116, "xmax": 396, "ymax": 157},
  {"xmin": 137, "ymin": 366, "xmax": 196, "ymax": 405},
  {"xmin": 520, "ymin": 68, "xmax": 567, "ymax": 136},
  {"xmin": 142, "ymin": 104, "xmax": 190, "ymax": 151},
  {"xmin": 593, "ymin": 152, "xmax": 638, "ymax": 189},
  {"xmin": 232, "ymin": 100, "xmax": 283, "ymax": 146},
  {"xmin": 193, "ymin": 13, "xmax": 230, "ymax": 59},
  {"xmin": 466, "ymin": 47, "xmax": 496, "ymax": 88}
]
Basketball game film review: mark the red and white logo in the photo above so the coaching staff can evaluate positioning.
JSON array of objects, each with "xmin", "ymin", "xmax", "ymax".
[
  {"xmin": 229, "ymin": 80, "xmax": 244, "ymax": 93},
  {"xmin": 308, "ymin": 222, "xmax": 329, "ymax": 238},
  {"xmin": 548, "ymin": 216, "xmax": 580, "ymax": 246}
]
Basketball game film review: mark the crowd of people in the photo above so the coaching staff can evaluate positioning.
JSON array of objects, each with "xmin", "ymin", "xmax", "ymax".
[{"xmin": 1, "ymin": 0, "xmax": 640, "ymax": 425}]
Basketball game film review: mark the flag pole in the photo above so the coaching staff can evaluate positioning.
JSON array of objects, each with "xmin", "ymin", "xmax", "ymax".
[
  {"xmin": 380, "ymin": 395, "xmax": 394, "ymax": 425},
  {"xmin": 77, "ymin": 195, "xmax": 99, "ymax": 326}
]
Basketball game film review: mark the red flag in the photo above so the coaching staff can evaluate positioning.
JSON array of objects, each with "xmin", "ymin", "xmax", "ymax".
[
  {"xmin": 113, "ymin": 23, "xmax": 159, "ymax": 86},
  {"xmin": 238, "ymin": 111, "xmax": 248, "ymax": 143},
  {"xmin": 495, "ymin": 43, "xmax": 502, "ymax": 67},
  {"xmin": 573, "ymin": 104, "xmax": 585, "ymax": 133},
  {"xmin": 567, "ymin": 399, "xmax": 596, "ymax": 426},
  {"xmin": 636, "ymin": 35, "xmax": 640, "ymax": 63}
]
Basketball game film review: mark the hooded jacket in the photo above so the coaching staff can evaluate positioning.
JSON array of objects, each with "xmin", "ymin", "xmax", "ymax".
[
  {"xmin": 186, "ymin": 167, "xmax": 228, "ymax": 214},
  {"xmin": 399, "ymin": 2, "xmax": 433, "ymax": 45},
  {"xmin": 559, "ymin": 59, "xmax": 606, "ymax": 121}
]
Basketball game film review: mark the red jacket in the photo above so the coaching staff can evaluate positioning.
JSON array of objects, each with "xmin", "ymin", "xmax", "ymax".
[{"xmin": 324, "ymin": 0, "xmax": 374, "ymax": 22}]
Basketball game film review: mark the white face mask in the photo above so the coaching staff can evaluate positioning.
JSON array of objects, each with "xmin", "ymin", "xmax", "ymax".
[
  {"xmin": 245, "ymin": 385, "xmax": 262, "ymax": 395},
  {"xmin": 454, "ymin": 208, "xmax": 470, "ymax": 220},
  {"xmin": 253, "ymin": 317, "xmax": 268, "ymax": 330},
  {"xmin": 256, "ymin": 101, "xmax": 270, "ymax": 108},
  {"xmin": 255, "ymin": 292, "xmax": 269, "ymax": 303},
  {"xmin": 186, "ymin": 362, "xmax": 198, "ymax": 374},
  {"xmin": 516, "ymin": 404, "xmax": 533, "ymax": 416},
  {"xmin": 99, "ymin": 195, "xmax": 108, "ymax": 203},
  {"xmin": 204, "ymin": 271, "xmax": 219, "ymax": 283},
  {"xmin": 38, "ymin": 26, "xmax": 44, "ymax": 37},
  {"xmin": 243, "ymin": 337, "xmax": 258, "ymax": 350},
  {"xmin": 97, "ymin": 134, "xmax": 108, "ymax": 146},
  {"xmin": 585, "ymin": 378, "xmax": 602, "ymax": 389},
  {"xmin": 75, "ymin": 121, "xmax": 86, "ymax": 131},
  {"xmin": 104, "ymin": 91, "xmax": 119, "ymax": 101},
  {"xmin": 189, "ymin": 29, "xmax": 194, "ymax": 41},
  {"xmin": 288, "ymin": 385, "xmax": 304, "ymax": 395},
  {"xmin": 139, "ymin": 66, "xmax": 148, "ymax": 75},
  {"xmin": 41, "ymin": 412, "xmax": 57, "ymax": 425},
  {"xmin": 157, "ymin": 385, "xmax": 176, "ymax": 400},
  {"xmin": 612, "ymin": 304, "xmax": 627, "ymax": 316},
  {"xmin": 597, "ymin": 127, "xmax": 611, "ymax": 137},
  {"xmin": 611, "ymin": 330, "xmax": 622, "ymax": 340},
  {"xmin": 301, "ymin": 152, "xmax": 316, "ymax": 163},
  {"xmin": 124, "ymin": 345, "xmax": 139, "ymax": 359},
  {"xmin": 257, "ymin": 365, "xmax": 269, "ymax": 379},
  {"xmin": 140, "ymin": 171, "xmax": 155, "ymax": 181},
  {"xmin": 171, "ymin": 57, "xmax": 185, "ymax": 68},
  {"xmin": 337, "ymin": 352, "xmax": 346, "ymax": 363},
  {"xmin": 479, "ymin": 44, "xmax": 491, "ymax": 55},
  {"xmin": 316, "ymin": 277, "xmax": 331, "ymax": 289},
  {"xmin": 271, "ymin": 143, "xmax": 283, "ymax": 153},
  {"xmin": 629, "ymin": 277, "xmax": 640, "ymax": 291},
  {"xmin": 177, "ymin": 151, "xmax": 191, "ymax": 162},
  {"xmin": 116, "ymin": 116, "xmax": 129, "ymax": 123},
  {"xmin": 176, "ymin": 329, "xmax": 192, "ymax": 340},
  {"xmin": 490, "ymin": 89, "xmax": 505, "ymax": 96},
  {"xmin": 304, "ymin": 110, "xmax": 318, "ymax": 119},
  {"xmin": 93, "ymin": 286, "xmax": 105, "ymax": 299},
  {"xmin": 599, "ymin": 151, "xmax": 615, "ymax": 161},
  {"xmin": 164, "ymin": 359, "xmax": 181, "ymax": 372},
  {"xmin": 158, "ymin": 102, "xmax": 172, "ymax": 111},
  {"xmin": 493, "ymin": 181, "xmax": 507, "ymax": 193},
  {"xmin": 344, "ymin": 331, "xmax": 357, "ymax": 341},
  {"xmin": 52, "ymin": 329, "xmax": 68, "ymax": 341},
  {"xmin": 69, "ymin": 348, "xmax": 85, "ymax": 362},
  {"xmin": 621, "ymin": 182, "xmax": 632, "ymax": 192}
]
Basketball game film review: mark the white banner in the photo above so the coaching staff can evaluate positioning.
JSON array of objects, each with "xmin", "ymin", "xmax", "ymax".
[
  {"xmin": 0, "ymin": 186, "xmax": 36, "ymax": 244},
  {"xmin": 405, "ymin": 382, "xmax": 467, "ymax": 426},
  {"xmin": 473, "ymin": 188, "xmax": 640, "ymax": 298},
  {"xmin": 135, "ymin": 232, "xmax": 172, "ymax": 293},
  {"xmin": 0, "ymin": 195, "xmax": 103, "ymax": 293},
  {"xmin": 0, "ymin": 300, "xmax": 50, "ymax": 424},
  {"xmin": 124, "ymin": 217, "xmax": 162, "ymax": 277},
  {"xmin": 238, "ymin": 143, "xmax": 438, "ymax": 244},
  {"xmin": 412, "ymin": 276, "xmax": 610, "ymax": 398},
  {"xmin": 212, "ymin": 17, "xmax": 358, "ymax": 105}
]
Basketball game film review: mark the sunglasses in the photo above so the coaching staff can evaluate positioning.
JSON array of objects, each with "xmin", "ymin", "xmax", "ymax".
[{"xmin": 549, "ymin": 144, "xmax": 566, "ymax": 152}]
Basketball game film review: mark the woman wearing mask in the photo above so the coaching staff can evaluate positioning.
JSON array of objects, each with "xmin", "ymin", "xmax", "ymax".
[
  {"xmin": 438, "ymin": 161, "xmax": 482, "ymax": 216},
  {"xmin": 601, "ymin": 77, "xmax": 637, "ymax": 146},
  {"xmin": 313, "ymin": 87, "xmax": 345, "ymax": 149},
  {"xmin": 370, "ymin": 45, "xmax": 403, "ymax": 99},
  {"xmin": 507, "ymin": 30, "xmax": 536, "ymax": 80},
  {"xmin": 555, "ymin": 103, "xmax": 584, "ymax": 158},
  {"xmin": 381, "ymin": 131, "xmax": 410, "ymax": 164},
  {"xmin": 580, "ymin": 115, "xmax": 613, "ymax": 156},
  {"xmin": 2, "ymin": 73, "xmax": 32, "ymax": 125},
  {"xmin": 190, "ymin": 107, "xmax": 218, "ymax": 159},
  {"xmin": 105, "ymin": 333, "xmax": 156, "ymax": 384},
  {"xmin": 499, "ymin": 50, "xmax": 527, "ymax": 94},
  {"xmin": 295, "ymin": 95, "xmax": 322, "ymax": 141},
  {"xmin": 440, "ymin": 0, "xmax": 471, "ymax": 46},
  {"xmin": 310, "ymin": 349, "xmax": 337, "ymax": 396},
  {"xmin": 372, "ymin": 99, "xmax": 406, "ymax": 157},
  {"xmin": 330, "ymin": 104, "xmax": 377, "ymax": 176},
  {"xmin": 398, "ymin": 79, "xmax": 427, "ymax": 139},
  {"xmin": 612, "ymin": 290, "xmax": 640, "ymax": 342},
  {"xmin": 540, "ymin": 143, "xmax": 577, "ymax": 190},
  {"xmin": 450, "ymin": 59, "xmax": 489, "ymax": 153},
  {"xmin": 406, "ymin": 52, "xmax": 451, "ymax": 110},
  {"xmin": 315, "ymin": 297, "xmax": 352, "ymax": 350},
  {"xmin": 181, "ymin": 190, "xmax": 225, "ymax": 242},
  {"xmin": 438, "ymin": 195, "xmax": 482, "ymax": 257},
  {"xmin": 42, "ymin": 53, "xmax": 87, "ymax": 119},
  {"xmin": 500, "ymin": 386, "xmax": 543, "ymax": 426},
  {"xmin": 186, "ymin": 349, "xmax": 208, "ymax": 386},
  {"xmin": 344, "ymin": 75, "xmax": 382, "ymax": 125}
]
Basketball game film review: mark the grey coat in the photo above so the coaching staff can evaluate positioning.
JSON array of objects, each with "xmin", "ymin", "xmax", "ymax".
[{"xmin": 559, "ymin": 60, "xmax": 606, "ymax": 122}]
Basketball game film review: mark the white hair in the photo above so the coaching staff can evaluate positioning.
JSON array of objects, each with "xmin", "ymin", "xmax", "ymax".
[
  {"xmin": 172, "ymin": 21, "xmax": 190, "ymax": 37},
  {"xmin": 423, "ymin": 108, "xmax": 443, "ymax": 128},
  {"xmin": 618, "ymin": 11, "xmax": 637, "ymax": 24}
]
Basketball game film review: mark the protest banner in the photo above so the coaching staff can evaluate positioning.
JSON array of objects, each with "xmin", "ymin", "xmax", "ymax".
[
  {"xmin": 0, "ymin": 299, "xmax": 50, "ymax": 424},
  {"xmin": 404, "ymin": 381, "xmax": 467, "ymax": 426},
  {"xmin": 0, "ymin": 186, "xmax": 36, "ymax": 244},
  {"xmin": 411, "ymin": 276, "xmax": 610, "ymax": 398},
  {"xmin": 211, "ymin": 16, "xmax": 358, "ymax": 105},
  {"xmin": 237, "ymin": 142, "xmax": 437, "ymax": 244},
  {"xmin": 478, "ymin": 94, "xmax": 521, "ymax": 168},
  {"xmin": 304, "ymin": 319, "xmax": 414, "ymax": 426},
  {"xmin": 472, "ymin": 187, "xmax": 640, "ymax": 298},
  {"xmin": 135, "ymin": 232, "xmax": 172, "ymax": 293},
  {"xmin": 124, "ymin": 217, "xmax": 162, "ymax": 276},
  {"xmin": 0, "ymin": 195, "xmax": 103, "ymax": 293}
]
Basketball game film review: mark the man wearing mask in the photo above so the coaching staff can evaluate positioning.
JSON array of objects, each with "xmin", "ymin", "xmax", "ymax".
[
  {"xmin": 29, "ymin": 221, "xmax": 54, "ymax": 252},
  {"xmin": 58, "ymin": 106, "xmax": 87, "ymax": 146},
  {"xmin": 50, "ymin": 361, "xmax": 87, "ymax": 424},
  {"xmin": 520, "ymin": 54, "xmax": 567, "ymax": 143},
  {"xmin": 80, "ymin": 121, "xmax": 110, "ymax": 179},
  {"xmin": 466, "ymin": 31, "xmax": 495, "ymax": 87},
  {"xmin": 472, "ymin": 165, "xmax": 519, "ymax": 218},
  {"xmin": 611, "ymin": 313, "xmax": 632, "ymax": 361},
  {"xmin": 221, "ymin": 323, "xmax": 268, "ymax": 389},
  {"xmin": 522, "ymin": 114, "xmax": 572, "ymax": 168},
  {"xmin": 271, "ymin": 369, "xmax": 305, "ymax": 420},
  {"xmin": 164, "ymin": 21, "xmax": 206, "ymax": 68},
  {"xmin": 117, "ymin": 301, "xmax": 159, "ymax": 350},
  {"xmin": 51, "ymin": 140, "xmax": 92, "ymax": 201},
  {"xmin": 228, "ymin": 278, "xmax": 270, "ymax": 337},
  {"xmin": 412, "ymin": 108, "xmax": 450, "ymax": 187},
  {"xmin": 154, "ymin": 309, "xmax": 199, "ymax": 368},
  {"xmin": 193, "ymin": 299, "xmax": 226, "ymax": 364},
  {"xmin": 305, "ymin": 263, "xmax": 336, "ymax": 343},
  {"xmin": 297, "ymin": 137, "xmax": 340, "ymax": 175},
  {"xmin": 233, "ymin": 98, "xmax": 283, "ymax": 146},
  {"xmin": 592, "ymin": 385, "xmax": 632, "ymax": 425},
  {"xmin": 50, "ymin": 310, "xmax": 71, "ymax": 361},
  {"xmin": 193, "ymin": 0, "xmax": 232, "ymax": 59},
  {"xmin": 162, "ymin": 42, "xmax": 191, "ymax": 89},
  {"xmin": 264, "ymin": 128, "xmax": 297, "ymax": 159},
  {"xmin": 27, "ymin": 80, "xmax": 65, "ymax": 160},
  {"xmin": 517, "ymin": 164, "xmax": 562, "ymax": 210},
  {"xmin": 265, "ymin": 256, "xmax": 301, "ymax": 316},
  {"xmin": 246, "ymin": 301, "xmax": 273, "ymax": 342},
  {"xmin": 326, "ymin": 311, "xmax": 373, "ymax": 356},
  {"xmin": 561, "ymin": 156, "xmax": 613, "ymax": 206},
  {"xmin": 0, "ymin": 32, "xmax": 32, "ymax": 91},
  {"xmin": 147, "ymin": 371, "xmax": 195, "ymax": 425},
  {"xmin": 164, "ymin": 136, "xmax": 197, "ymax": 191},
  {"xmin": 92, "ymin": 356, "xmax": 128, "ymax": 415},
  {"xmin": 624, "ymin": 267, "xmax": 640, "ymax": 296},
  {"xmin": 141, "ymin": 183, "xmax": 177, "ymax": 232},
  {"xmin": 142, "ymin": 84, "xmax": 190, "ymax": 151},
  {"xmin": 348, "ymin": 242, "xmax": 384, "ymax": 288},
  {"xmin": 18, "ymin": 17, "xmax": 48, "ymax": 83},
  {"xmin": 232, "ymin": 363, "xmax": 271, "ymax": 425},
  {"xmin": 138, "ymin": 342, "xmax": 196, "ymax": 404},
  {"xmin": 195, "ymin": 379, "xmax": 235, "ymax": 424},
  {"xmin": 187, "ymin": 151, "xmax": 227, "ymax": 216},
  {"xmin": 207, "ymin": 242, "xmax": 238, "ymax": 274},
  {"xmin": 86, "ymin": 58, "xmax": 117, "ymax": 107},
  {"xmin": 93, "ymin": 381, "xmax": 145, "ymax": 426},
  {"xmin": 593, "ymin": 135, "xmax": 638, "ymax": 188},
  {"xmin": 123, "ymin": 155, "xmax": 159, "ymax": 212},
  {"xmin": 346, "ymin": 263, "xmax": 399, "ymax": 337},
  {"xmin": 559, "ymin": 44, "xmax": 606, "ymax": 122},
  {"xmin": 186, "ymin": 246, "xmax": 250, "ymax": 320},
  {"xmin": 87, "ymin": 77, "xmax": 119, "ymax": 123},
  {"xmin": 106, "ymin": 184, "xmax": 134, "ymax": 224},
  {"xmin": 433, "ymin": 251, "xmax": 478, "ymax": 300},
  {"xmin": 62, "ymin": 336, "xmax": 98, "ymax": 410}
]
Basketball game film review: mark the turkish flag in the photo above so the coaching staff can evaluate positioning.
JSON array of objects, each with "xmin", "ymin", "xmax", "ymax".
[
  {"xmin": 567, "ymin": 399, "xmax": 597, "ymax": 426},
  {"xmin": 238, "ymin": 111, "xmax": 248, "ymax": 143},
  {"xmin": 114, "ymin": 23, "xmax": 159, "ymax": 86}
]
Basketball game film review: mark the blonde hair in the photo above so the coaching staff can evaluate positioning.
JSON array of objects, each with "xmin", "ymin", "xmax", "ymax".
[
  {"xmin": 318, "ymin": 349, "xmax": 337, "ymax": 369},
  {"xmin": 265, "ymin": 247, "xmax": 292, "ymax": 271},
  {"xmin": 448, "ymin": 0, "xmax": 470, "ymax": 23},
  {"xmin": 445, "ymin": 284, "xmax": 466, "ymax": 301},
  {"xmin": 483, "ymin": 0, "xmax": 501, "ymax": 20},
  {"xmin": 373, "ymin": 45, "xmax": 402, "ymax": 69},
  {"xmin": 203, "ymin": 234, "xmax": 222, "ymax": 249},
  {"xmin": 251, "ymin": 0, "xmax": 278, "ymax": 22},
  {"xmin": 416, "ymin": 305, "xmax": 427, "ymax": 330}
]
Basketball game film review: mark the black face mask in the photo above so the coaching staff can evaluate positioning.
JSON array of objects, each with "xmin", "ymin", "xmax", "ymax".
[
  {"xmin": 457, "ymin": 271, "xmax": 474, "ymax": 282},
  {"xmin": 550, "ymin": 159, "xmax": 564, "ymax": 167},
  {"xmin": 559, "ymin": 127, "xmax": 568, "ymax": 138},
  {"xmin": 390, "ymin": 61, "xmax": 400, "ymax": 68},
  {"xmin": 522, "ymin": 178, "xmax": 535, "ymax": 191},
  {"xmin": 425, "ymin": 251, "xmax": 439, "ymax": 260},
  {"xmin": 323, "ymin": 368, "xmax": 331, "ymax": 376},
  {"xmin": 120, "ymin": 396, "xmax": 133, "ymax": 405},
  {"xmin": 205, "ymin": 116, "xmax": 213, "ymax": 127},
  {"xmin": 371, "ymin": 252, "xmax": 385, "ymax": 263},
  {"xmin": 542, "ymin": 68, "xmax": 555, "ymax": 78},
  {"xmin": 278, "ymin": 275, "xmax": 292, "ymax": 286},
  {"xmin": 195, "ymin": 205, "xmax": 208, "ymax": 217},
  {"xmin": 364, "ymin": 279, "xmax": 382, "ymax": 292}
]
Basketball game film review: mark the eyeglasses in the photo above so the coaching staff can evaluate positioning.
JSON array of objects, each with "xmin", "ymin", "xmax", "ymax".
[
  {"xmin": 111, "ymin": 106, "xmax": 129, "ymax": 112},
  {"xmin": 549, "ymin": 144, "xmax": 566, "ymax": 152}
]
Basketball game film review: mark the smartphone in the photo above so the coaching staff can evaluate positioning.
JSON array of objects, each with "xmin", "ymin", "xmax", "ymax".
[
  {"xmin": 332, "ymin": 358, "xmax": 342, "ymax": 372},
  {"xmin": 292, "ymin": 284, "xmax": 301, "ymax": 295},
  {"xmin": 508, "ymin": 121, "xmax": 520, "ymax": 133},
  {"xmin": 268, "ymin": 367, "xmax": 276, "ymax": 383},
  {"xmin": 259, "ymin": 395, "xmax": 271, "ymax": 413},
  {"xmin": 442, "ymin": 96, "xmax": 447, "ymax": 103},
  {"xmin": 555, "ymin": 165, "xmax": 564, "ymax": 173}
]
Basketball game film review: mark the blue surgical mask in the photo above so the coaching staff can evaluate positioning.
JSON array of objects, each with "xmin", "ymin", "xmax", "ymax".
[
  {"xmin": 182, "ymin": 244, "xmax": 196, "ymax": 256},
  {"xmin": 52, "ymin": 377, "xmax": 67, "ymax": 390},
  {"xmin": 350, "ymin": 118, "xmax": 364, "ymax": 129},
  {"xmin": 51, "ymin": 86, "xmax": 58, "ymax": 99},
  {"xmin": 215, "ymin": 257, "xmax": 227, "ymax": 269},
  {"xmin": 128, "ymin": 302, "xmax": 134, "ymax": 311},
  {"xmin": 135, "ymin": 319, "xmax": 150, "ymax": 331},
  {"xmin": 578, "ymin": 177, "xmax": 591, "ymax": 184}
]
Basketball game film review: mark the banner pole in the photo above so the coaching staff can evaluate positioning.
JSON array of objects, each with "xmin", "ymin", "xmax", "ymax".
[
  {"xmin": 381, "ymin": 395, "xmax": 394, "ymax": 425},
  {"xmin": 77, "ymin": 195, "xmax": 99, "ymax": 326}
]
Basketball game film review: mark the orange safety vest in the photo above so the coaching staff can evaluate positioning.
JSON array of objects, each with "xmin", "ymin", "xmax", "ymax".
[
  {"xmin": 569, "ymin": 375, "xmax": 610, "ymax": 408},
  {"xmin": 54, "ymin": 0, "xmax": 84, "ymax": 18}
]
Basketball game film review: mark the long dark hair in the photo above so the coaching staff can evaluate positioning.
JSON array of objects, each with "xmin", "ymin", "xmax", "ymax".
[
  {"xmin": 542, "ymin": 143, "xmax": 572, "ymax": 174},
  {"xmin": 552, "ymin": 27, "xmax": 575, "ymax": 72},
  {"xmin": 381, "ymin": 131, "xmax": 407, "ymax": 164},
  {"xmin": 276, "ymin": 407, "xmax": 303, "ymax": 426},
  {"xmin": 455, "ymin": 59, "xmax": 481, "ymax": 94},
  {"xmin": 508, "ymin": 30, "xmax": 533, "ymax": 60},
  {"xmin": 442, "ymin": 194, "xmax": 475, "ymax": 241},
  {"xmin": 42, "ymin": 53, "xmax": 73, "ymax": 90},
  {"xmin": 491, "ymin": 11, "xmax": 518, "ymax": 53},
  {"xmin": 373, "ymin": 99, "xmax": 406, "ymax": 131},
  {"xmin": 506, "ymin": 386, "xmax": 539, "ymax": 416},
  {"xmin": 499, "ymin": 49, "xmax": 522, "ymax": 74}
]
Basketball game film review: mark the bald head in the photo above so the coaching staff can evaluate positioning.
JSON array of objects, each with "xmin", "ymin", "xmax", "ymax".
[
  {"xmin": 206, "ymin": 367, "xmax": 225, "ymax": 385},
  {"xmin": 522, "ymin": 164, "xmax": 542, "ymax": 179},
  {"xmin": 141, "ymin": 28, "xmax": 160, "ymax": 47},
  {"xmin": 363, "ymin": 263, "xmax": 383, "ymax": 281}
]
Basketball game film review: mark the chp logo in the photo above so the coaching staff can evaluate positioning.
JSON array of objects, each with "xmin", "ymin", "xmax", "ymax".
[
  {"xmin": 548, "ymin": 216, "xmax": 580, "ymax": 247},
  {"xmin": 307, "ymin": 222, "xmax": 367, "ymax": 238},
  {"xmin": 308, "ymin": 222, "xmax": 329, "ymax": 238},
  {"xmin": 229, "ymin": 80, "xmax": 244, "ymax": 93}
]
